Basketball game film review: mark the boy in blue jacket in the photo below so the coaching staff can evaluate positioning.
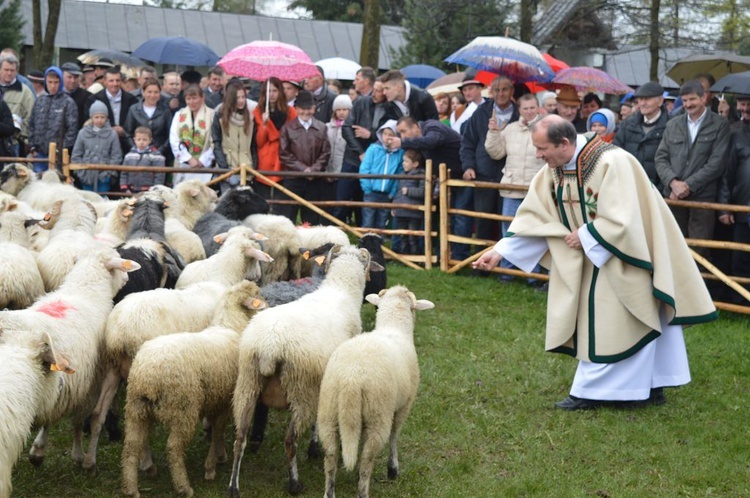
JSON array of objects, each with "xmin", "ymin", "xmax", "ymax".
[{"xmin": 359, "ymin": 119, "xmax": 404, "ymax": 229}]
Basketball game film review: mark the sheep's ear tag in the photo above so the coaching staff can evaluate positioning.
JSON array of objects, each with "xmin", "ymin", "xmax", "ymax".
[
  {"xmin": 246, "ymin": 298, "xmax": 267, "ymax": 310},
  {"xmin": 123, "ymin": 208, "xmax": 133, "ymax": 217},
  {"xmin": 50, "ymin": 362, "xmax": 76, "ymax": 374},
  {"xmin": 213, "ymin": 234, "xmax": 226, "ymax": 244},
  {"xmin": 301, "ymin": 250, "xmax": 311, "ymax": 260},
  {"xmin": 121, "ymin": 260, "xmax": 134, "ymax": 271},
  {"xmin": 43, "ymin": 212, "xmax": 52, "ymax": 221},
  {"xmin": 313, "ymin": 255, "xmax": 326, "ymax": 267},
  {"xmin": 254, "ymin": 233, "xmax": 267, "ymax": 241}
]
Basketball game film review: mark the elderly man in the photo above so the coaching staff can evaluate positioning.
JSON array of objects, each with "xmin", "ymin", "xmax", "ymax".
[
  {"xmin": 353, "ymin": 66, "xmax": 376, "ymax": 98},
  {"xmin": 451, "ymin": 76, "xmax": 485, "ymax": 133},
  {"xmin": 654, "ymin": 80, "xmax": 730, "ymax": 257},
  {"xmin": 0, "ymin": 54, "xmax": 35, "ymax": 154},
  {"xmin": 380, "ymin": 69, "xmax": 438, "ymax": 122},
  {"xmin": 130, "ymin": 65, "xmax": 156, "ymax": 100},
  {"xmin": 474, "ymin": 115, "xmax": 717, "ymax": 410},
  {"xmin": 61, "ymin": 62, "xmax": 89, "ymax": 130},
  {"xmin": 555, "ymin": 86, "xmax": 587, "ymax": 132},
  {"xmin": 303, "ymin": 65, "xmax": 336, "ymax": 123},
  {"xmin": 613, "ymin": 81, "xmax": 669, "ymax": 190},
  {"xmin": 161, "ymin": 71, "xmax": 181, "ymax": 111}
]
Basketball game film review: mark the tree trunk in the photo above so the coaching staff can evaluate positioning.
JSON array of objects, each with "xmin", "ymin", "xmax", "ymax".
[
  {"xmin": 360, "ymin": 0, "xmax": 380, "ymax": 69},
  {"xmin": 32, "ymin": 0, "xmax": 61, "ymax": 68},
  {"xmin": 649, "ymin": 0, "xmax": 661, "ymax": 81},
  {"xmin": 519, "ymin": 0, "xmax": 533, "ymax": 43}
]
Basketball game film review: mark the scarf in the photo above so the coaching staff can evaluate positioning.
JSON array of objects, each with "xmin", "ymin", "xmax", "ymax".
[{"xmin": 178, "ymin": 105, "xmax": 211, "ymax": 158}]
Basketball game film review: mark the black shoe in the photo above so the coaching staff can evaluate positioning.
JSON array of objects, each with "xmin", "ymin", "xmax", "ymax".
[
  {"xmin": 554, "ymin": 395, "xmax": 608, "ymax": 411},
  {"xmin": 649, "ymin": 387, "xmax": 666, "ymax": 406}
]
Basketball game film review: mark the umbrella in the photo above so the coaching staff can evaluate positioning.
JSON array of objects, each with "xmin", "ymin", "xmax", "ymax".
[
  {"xmin": 667, "ymin": 53, "xmax": 750, "ymax": 84},
  {"xmin": 132, "ymin": 37, "xmax": 220, "ymax": 67},
  {"xmin": 77, "ymin": 49, "xmax": 145, "ymax": 69},
  {"xmin": 551, "ymin": 67, "xmax": 634, "ymax": 95},
  {"xmin": 401, "ymin": 64, "xmax": 446, "ymax": 89},
  {"xmin": 218, "ymin": 40, "xmax": 319, "ymax": 83},
  {"xmin": 444, "ymin": 36, "xmax": 554, "ymax": 83},
  {"xmin": 315, "ymin": 57, "xmax": 361, "ymax": 80},
  {"xmin": 426, "ymin": 71, "xmax": 466, "ymax": 95},
  {"xmin": 711, "ymin": 70, "xmax": 750, "ymax": 95}
]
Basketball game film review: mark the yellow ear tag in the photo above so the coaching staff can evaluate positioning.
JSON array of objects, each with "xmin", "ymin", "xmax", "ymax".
[
  {"xmin": 302, "ymin": 250, "xmax": 311, "ymax": 260},
  {"xmin": 252, "ymin": 299, "xmax": 262, "ymax": 308},
  {"xmin": 51, "ymin": 363, "xmax": 76, "ymax": 374},
  {"xmin": 122, "ymin": 260, "xmax": 133, "ymax": 270},
  {"xmin": 43, "ymin": 212, "xmax": 52, "ymax": 221}
]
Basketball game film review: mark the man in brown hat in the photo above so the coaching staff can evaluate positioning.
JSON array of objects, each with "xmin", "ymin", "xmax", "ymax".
[
  {"xmin": 555, "ymin": 86, "xmax": 586, "ymax": 132},
  {"xmin": 452, "ymin": 76, "xmax": 485, "ymax": 133},
  {"xmin": 27, "ymin": 70, "xmax": 45, "ymax": 96}
]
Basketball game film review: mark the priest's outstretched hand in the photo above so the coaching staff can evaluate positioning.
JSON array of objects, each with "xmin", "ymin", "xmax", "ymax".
[
  {"xmin": 473, "ymin": 249, "xmax": 503, "ymax": 271},
  {"xmin": 564, "ymin": 229, "xmax": 582, "ymax": 249}
]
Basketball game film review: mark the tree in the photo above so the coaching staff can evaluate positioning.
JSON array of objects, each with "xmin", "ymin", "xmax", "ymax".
[
  {"xmin": 288, "ymin": 0, "xmax": 404, "ymax": 25},
  {"xmin": 360, "ymin": 0, "xmax": 380, "ymax": 68},
  {"xmin": 32, "ymin": 0, "xmax": 61, "ymax": 69},
  {"xmin": 394, "ymin": 0, "xmax": 515, "ymax": 70},
  {"xmin": 0, "ymin": 0, "xmax": 24, "ymax": 54}
]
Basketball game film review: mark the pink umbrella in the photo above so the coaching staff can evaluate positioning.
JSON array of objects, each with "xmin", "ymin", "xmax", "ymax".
[
  {"xmin": 218, "ymin": 40, "xmax": 320, "ymax": 83},
  {"xmin": 551, "ymin": 67, "xmax": 633, "ymax": 95}
]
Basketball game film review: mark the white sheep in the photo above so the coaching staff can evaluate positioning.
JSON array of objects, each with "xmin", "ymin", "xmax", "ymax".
[
  {"xmin": 94, "ymin": 198, "xmax": 135, "ymax": 247},
  {"xmin": 35, "ymin": 199, "xmax": 101, "ymax": 291},
  {"xmin": 0, "ymin": 246, "xmax": 139, "ymax": 469},
  {"xmin": 175, "ymin": 226, "xmax": 272, "ymax": 289},
  {"xmin": 0, "ymin": 210, "xmax": 45, "ymax": 309},
  {"xmin": 0, "ymin": 332, "xmax": 72, "ymax": 498},
  {"xmin": 317, "ymin": 286, "xmax": 434, "ymax": 498},
  {"xmin": 0, "ymin": 163, "xmax": 100, "ymax": 213},
  {"xmin": 82, "ymin": 280, "xmax": 228, "ymax": 473},
  {"xmin": 243, "ymin": 213, "xmax": 303, "ymax": 285},
  {"xmin": 227, "ymin": 245, "xmax": 375, "ymax": 496},
  {"xmin": 121, "ymin": 281, "xmax": 267, "ymax": 498},
  {"xmin": 149, "ymin": 182, "xmax": 215, "ymax": 263}
]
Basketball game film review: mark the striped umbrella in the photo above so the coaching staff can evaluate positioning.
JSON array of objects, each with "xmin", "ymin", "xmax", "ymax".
[{"xmin": 444, "ymin": 36, "xmax": 554, "ymax": 83}]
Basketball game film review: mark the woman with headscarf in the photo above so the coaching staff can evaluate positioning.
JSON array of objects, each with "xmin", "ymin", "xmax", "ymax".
[
  {"xmin": 586, "ymin": 108, "xmax": 617, "ymax": 143},
  {"xmin": 212, "ymin": 79, "xmax": 255, "ymax": 193},
  {"xmin": 253, "ymin": 77, "xmax": 297, "ymax": 200}
]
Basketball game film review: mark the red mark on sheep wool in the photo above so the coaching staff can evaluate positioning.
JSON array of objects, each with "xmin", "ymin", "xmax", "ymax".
[{"xmin": 35, "ymin": 300, "xmax": 76, "ymax": 319}]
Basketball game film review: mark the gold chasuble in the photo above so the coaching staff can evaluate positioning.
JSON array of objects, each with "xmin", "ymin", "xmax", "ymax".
[{"xmin": 507, "ymin": 134, "xmax": 717, "ymax": 363}]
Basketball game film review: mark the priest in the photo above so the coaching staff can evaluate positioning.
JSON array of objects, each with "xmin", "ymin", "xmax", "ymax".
[{"xmin": 474, "ymin": 115, "xmax": 717, "ymax": 410}]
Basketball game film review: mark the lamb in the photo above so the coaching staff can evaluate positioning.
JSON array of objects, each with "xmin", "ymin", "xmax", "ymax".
[
  {"xmin": 193, "ymin": 186, "xmax": 270, "ymax": 257},
  {"xmin": 296, "ymin": 225, "xmax": 351, "ymax": 277},
  {"xmin": 149, "ymin": 181, "xmax": 216, "ymax": 263},
  {"xmin": 175, "ymin": 226, "xmax": 272, "ymax": 289},
  {"xmin": 35, "ymin": 199, "xmax": 101, "ymax": 291},
  {"xmin": 82, "ymin": 280, "xmax": 228, "ymax": 473},
  {"xmin": 114, "ymin": 197, "xmax": 184, "ymax": 302},
  {"xmin": 0, "ymin": 332, "xmax": 73, "ymax": 498},
  {"xmin": 94, "ymin": 198, "xmax": 135, "ymax": 247},
  {"xmin": 227, "ymin": 245, "xmax": 376, "ymax": 496},
  {"xmin": 121, "ymin": 281, "xmax": 267, "ymax": 498},
  {"xmin": 0, "ymin": 246, "xmax": 139, "ymax": 469},
  {"xmin": 0, "ymin": 163, "xmax": 100, "ymax": 213},
  {"xmin": 358, "ymin": 232, "xmax": 387, "ymax": 299},
  {"xmin": 317, "ymin": 286, "xmax": 434, "ymax": 498},
  {"xmin": 243, "ymin": 213, "xmax": 303, "ymax": 285},
  {"xmin": 0, "ymin": 210, "xmax": 45, "ymax": 309}
]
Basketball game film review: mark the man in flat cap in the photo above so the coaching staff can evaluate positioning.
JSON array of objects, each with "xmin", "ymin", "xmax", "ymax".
[
  {"xmin": 87, "ymin": 58, "xmax": 115, "ymax": 95},
  {"xmin": 61, "ymin": 62, "xmax": 89, "ymax": 129},
  {"xmin": 613, "ymin": 81, "xmax": 669, "ymax": 190}
]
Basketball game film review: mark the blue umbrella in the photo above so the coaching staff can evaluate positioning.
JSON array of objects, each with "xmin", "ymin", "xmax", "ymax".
[
  {"xmin": 444, "ymin": 36, "xmax": 554, "ymax": 83},
  {"xmin": 132, "ymin": 37, "xmax": 220, "ymax": 67},
  {"xmin": 711, "ymin": 70, "xmax": 750, "ymax": 96},
  {"xmin": 401, "ymin": 64, "xmax": 447, "ymax": 89}
]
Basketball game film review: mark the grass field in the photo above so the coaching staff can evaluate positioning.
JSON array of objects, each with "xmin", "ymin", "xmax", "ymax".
[{"xmin": 10, "ymin": 263, "xmax": 750, "ymax": 497}]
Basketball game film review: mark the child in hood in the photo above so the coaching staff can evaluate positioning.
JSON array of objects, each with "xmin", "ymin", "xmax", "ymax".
[
  {"xmin": 587, "ymin": 108, "xmax": 617, "ymax": 143},
  {"xmin": 71, "ymin": 99, "xmax": 122, "ymax": 192},
  {"xmin": 359, "ymin": 119, "xmax": 404, "ymax": 229}
]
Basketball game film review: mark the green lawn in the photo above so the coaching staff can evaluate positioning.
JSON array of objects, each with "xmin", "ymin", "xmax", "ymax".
[{"xmin": 11, "ymin": 264, "xmax": 750, "ymax": 497}]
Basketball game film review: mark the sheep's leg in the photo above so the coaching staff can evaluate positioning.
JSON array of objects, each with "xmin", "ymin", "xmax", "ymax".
[
  {"xmin": 71, "ymin": 419, "xmax": 85, "ymax": 463},
  {"xmin": 205, "ymin": 413, "xmax": 228, "ymax": 480},
  {"xmin": 248, "ymin": 402, "xmax": 269, "ymax": 453},
  {"xmin": 139, "ymin": 445, "xmax": 156, "ymax": 477},
  {"xmin": 322, "ymin": 430, "xmax": 339, "ymax": 498},
  {"xmin": 284, "ymin": 418, "xmax": 304, "ymax": 495},
  {"xmin": 388, "ymin": 405, "xmax": 412, "ymax": 480},
  {"xmin": 227, "ymin": 399, "xmax": 256, "ymax": 498},
  {"xmin": 165, "ymin": 419, "xmax": 195, "ymax": 497},
  {"xmin": 122, "ymin": 414, "xmax": 149, "ymax": 498},
  {"xmin": 28, "ymin": 426, "xmax": 48, "ymax": 467},
  {"xmin": 307, "ymin": 423, "xmax": 321, "ymax": 459},
  {"xmin": 83, "ymin": 367, "xmax": 121, "ymax": 473},
  {"xmin": 357, "ymin": 427, "xmax": 384, "ymax": 498}
]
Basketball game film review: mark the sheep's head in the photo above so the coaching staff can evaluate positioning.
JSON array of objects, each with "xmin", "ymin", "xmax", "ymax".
[
  {"xmin": 365, "ymin": 285, "xmax": 435, "ymax": 311},
  {"xmin": 0, "ymin": 194, "xmax": 18, "ymax": 214},
  {"xmin": 0, "ymin": 163, "xmax": 33, "ymax": 196},
  {"xmin": 40, "ymin": 331, "xmax": 75, "ymax": 375},
  {"xmin": 216, "ymin": 186, "xmax": 270, "ymax": 218}
]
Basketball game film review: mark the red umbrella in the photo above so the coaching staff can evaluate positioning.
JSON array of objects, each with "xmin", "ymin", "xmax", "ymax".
[
  {"xmin": 218, "ymin": 40, "xmax": 319, "ymax": 83},
  {"xmin": 527, "ymin": 53, "xmax": 569, "ymax": 93},
  {"xmin": 552, "ymin": 67, "xmax": 634, "ymax": 95}
]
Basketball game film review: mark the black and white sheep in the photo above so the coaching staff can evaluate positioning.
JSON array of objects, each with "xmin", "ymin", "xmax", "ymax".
[
  {"xmin": 227, "ymin": 245, "xmax": 376, "ymax": 496},
  {"xmin": 121, "ymin": 281, "xmax": 267, "ymax": 498},
  {"xmin": 193, "ymin": 186, "xmax": 270, "ymax": 257},
  {"xmin": 358, "ymin": 232, "xmax": 387, "ymax": 298},
  {"xmin": 0, "ymin": 210, "xmax": 45, "ymax": 309},
  {"xmin": 317, "ymin": 286, "xmax": 434, "ymax": 498}
]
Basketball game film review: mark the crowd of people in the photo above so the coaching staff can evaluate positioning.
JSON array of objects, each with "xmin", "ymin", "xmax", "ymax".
[{"xmin": 0, "ymin": 47, "xmax": 748, "ymax": 269}]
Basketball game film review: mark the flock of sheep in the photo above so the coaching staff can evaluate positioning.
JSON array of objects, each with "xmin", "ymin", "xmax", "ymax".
[{"xmin": 0, "ymin": 162, "xmax": 435, "ymax": 498}]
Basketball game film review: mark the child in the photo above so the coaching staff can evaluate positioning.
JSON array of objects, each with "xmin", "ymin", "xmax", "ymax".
[
  {"xmin": 278, "ymin": 90, "xmax": 331, "ymax": 224},
  {"xmin": 325, "ymin": 94, "xmax": 352, "ymax": 214},
  {"xmin": 359, "ymin": 119, "xmax": 404, "ymax": 230},
  {"xmin": 70, "ymin": 100, "xmax": 122, "ymax": 192},
  {"xmin": 587, "ymin": 109, "xmax": 617, "ymax": 142},
  {"xmin": 120, "ymin": 126, "xmax": 166, "ymax": 193},
  {"xmin": 392, "ymin": 149, "xmax": 425, "ymax": 254}
]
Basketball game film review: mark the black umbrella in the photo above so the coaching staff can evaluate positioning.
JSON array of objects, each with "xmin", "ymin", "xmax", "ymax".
[{"xmin": 711, "ymin": 70, "xmax": 750, "ymax": 96}]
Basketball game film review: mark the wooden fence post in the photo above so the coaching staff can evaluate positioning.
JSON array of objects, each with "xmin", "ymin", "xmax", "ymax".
[
  {"xmin": 424, "ymin": 159, "xmax": 433, "ymax": 270},
  {"xmin": 439, "ymin": 162, "xmax": 449, "ymax": 272},
  {"xmin": 47, "ymin": 143, "xmax": 57, "ymax": 170}
]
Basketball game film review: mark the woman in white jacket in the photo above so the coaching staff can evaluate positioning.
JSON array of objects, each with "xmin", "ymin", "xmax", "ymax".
[{"xmin": 484, "ymin": 93, "xmax": 546, "ymax": 284}]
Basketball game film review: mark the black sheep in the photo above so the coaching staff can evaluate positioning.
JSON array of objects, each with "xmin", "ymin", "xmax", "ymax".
[
  {"xmin": 358, "ymin": 233, "xmax": 386, "ymax": 299},
  {"xmin": 114, "ymin": 197, "xmax": 184, "ymax": 302},
  {"xmin": 193, "ymin": 186, "xmax": 270, "ymax": 257}
]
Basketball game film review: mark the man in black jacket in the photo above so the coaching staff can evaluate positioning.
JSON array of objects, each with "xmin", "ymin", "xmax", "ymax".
[
  {"xmin": 304, "ymin": 65, "xmax": 336, "ymax": 123},
  {"xmin": 380, "ymin": 69, "xmax": 439, "ymax": 122},
  {"xmin": 613, "ymin": 81, "xmax": 669, "ymax": 191},
  {"xmin": 337, "ymin": 80, "xmax": 396, "ymax": 224},
  {"xmin": 61, "ymin": 62, "xmax": 89, "ymax": 130}
]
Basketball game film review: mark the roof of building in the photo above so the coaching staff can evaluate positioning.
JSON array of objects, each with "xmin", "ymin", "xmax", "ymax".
[
  {"xmin": 20, "ymin": 0, "xmax": 406, "ymax": 70},
  {"xmin": 532, "ymin": 0, "xmax": 582, "ymax": 47}
]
